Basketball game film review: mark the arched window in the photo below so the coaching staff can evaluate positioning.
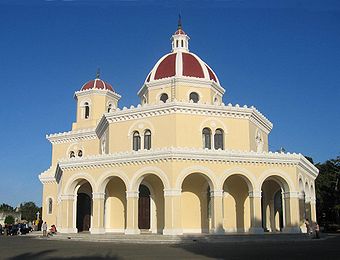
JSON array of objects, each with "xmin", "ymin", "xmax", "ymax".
[
  {"xmin": 144, "ymin": 129, "xmax": 151, "ymax": 150},
  {"xmin": 181, "ymin": 40, "xmax": 184, "ymax": 47},
  {"xmin": 176, "ymin": 40, "xmax": 179, "ymax": 47},
  {"xmin": 48, "ymin": 198, "xmax": 53, "ymax": 214},
  {"xmin": 214, "ymin": 128, "xmax": 224, "ymax": 150},
  {"xmin": 69, "ymin": 151, "xmax": 75, "ymax": 158},
  {"xmin": 189, "ymin": 92, "xmax": 199, "ymax": 103},
  {"xmin": 202, "ymin": 128, "xmax": 212, "ymax": 149},
  {"xmin": 160, "ymin": 93, "xmax": 168, "ymax": 103},
  {"xmin": 84, "ymin": 102, "xmax": 90, "ymax": 119},
  {"xmin": 133, "ymin": 131, "xmax": 141, "ymax": 151},
  {"xmin": 78, "ymin": 150, "xmax": 83, "ymax": 157},
  {"xmin": 107, "ymin": 103, "xmax": 112, "ymax": 113}
]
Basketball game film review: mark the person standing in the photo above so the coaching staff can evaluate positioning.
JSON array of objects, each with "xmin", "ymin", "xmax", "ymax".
[
  {"xmin": 314, "ymin": 223, "xmax": 320, "ymax": 239},
  {"xmin": 42, "ymin": 222, "xmax": 48, "ymax": 237},
  {"xmin": 305, "ymin": 219, "xmax": 310, "ymax": 235}
]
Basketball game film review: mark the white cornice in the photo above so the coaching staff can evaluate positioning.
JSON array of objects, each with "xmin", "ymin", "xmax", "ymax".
[
  {"xmin": 74, "ymin": 89, "xmax": 121, "ymax": 100},
  {"xmin": 38, "ymin": 166, "xmax": 57, "ymax": 184},
  {"xmin": 58, "ymin": 147, "xmax": 318, "ymax": 177},
  {"xmin": 104, "ymin": 101, "xmax": 273, "ymax": 134},
  {"xmin": 46, "ymin": 128, "xmax": 97, "ymax": 144}
]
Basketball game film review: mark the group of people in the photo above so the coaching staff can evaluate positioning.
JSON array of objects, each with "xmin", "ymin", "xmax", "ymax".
[
  {"xmin": 0, "ymin": 223, "xmax": 32, "ymax": 236},
  {"xmin": 305, "ymin": 219, "xmax": 320, "ymax": 239},
  {"xmin": 42, "ymin": 222, "xmax": 57, "ymax": 237}
]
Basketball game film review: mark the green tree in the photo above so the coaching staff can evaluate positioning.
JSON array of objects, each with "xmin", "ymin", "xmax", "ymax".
[
  {"xmin": 315, "ymin": 156, "xmax": 340, "ymax": 226},
  {"xmin": 4, "ymin": 215, "xmax": 15, "ymax": 225},
  {"xmin": 19, "ymin": 202, "xmax": 40, "ymax": 222},
  {"xmin": 0, "ymin": 203, "xmax": 14, "ymax": 212}
]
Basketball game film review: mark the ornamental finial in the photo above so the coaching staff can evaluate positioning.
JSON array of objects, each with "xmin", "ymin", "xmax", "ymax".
[
  {"xmin": 178, "ymin": 14, "xmax": 182, "ymax": 30},
  {"xmin": 96, "ymin": 68, "xmax": 100, "ymax": 79}
]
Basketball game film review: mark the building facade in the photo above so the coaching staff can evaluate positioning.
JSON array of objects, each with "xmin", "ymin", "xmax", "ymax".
[{"xmin": 39, "ymin": 21, "xmax": 318, "ymax": 235}]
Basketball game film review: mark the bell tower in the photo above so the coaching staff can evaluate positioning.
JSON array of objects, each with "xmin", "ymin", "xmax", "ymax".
[{"xmin": 72, "ymin": 72, "xmax": 121, "ymax": 130}]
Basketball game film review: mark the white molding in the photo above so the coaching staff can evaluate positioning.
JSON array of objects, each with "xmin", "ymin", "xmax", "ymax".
[
  {"xmin": 75, "ymin": 88, "xmax": 121, "ymax": 100},
  {"xmin": 248, "ymin": 190, "xmax": 262, "ymax": 198},
  {"xmin": 47, "ymin": 128, "xmax": 96, "ymax": 144},
  {"xmin": 126, "ymin": 191, "xmax": 139, "ymax": 198},
  {"xmin": 92, "ymin": 192, "xmax": 105, "ymax": 199},
  {"xmin": 58, "ymin": 147, "xmax": 318, "ymax": 178},
  {"xmin": 164, "ymin": 189, "xmax": 182, "ymax": 196},
  {"xmin": 104, "ymin": 101, "xmax": 272, "ymax": 134}
]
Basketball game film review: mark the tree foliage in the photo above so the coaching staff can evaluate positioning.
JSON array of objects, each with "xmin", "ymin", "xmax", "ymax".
[
  {"xmin": 19, "ymin": 202, "xmax": 40, "ymax": 222},
  {"xmin": 315, "ymin": 156, "xmax": 340, "ymax": 225},
  {"xmin": 0, "ymin": 203, "xmax": 14, "ymax": 212},
  {"xmin": 4, "ymin": 215, "xmax": 15, "ymax": 225}
]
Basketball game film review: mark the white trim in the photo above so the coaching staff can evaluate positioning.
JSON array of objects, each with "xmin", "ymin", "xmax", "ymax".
[{"xmin": 47, "ymin": 128, "xmax": 96, "ymax": 144}]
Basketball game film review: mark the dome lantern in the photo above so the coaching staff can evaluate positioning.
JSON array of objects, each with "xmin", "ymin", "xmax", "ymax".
[{"xmin": 171, "ymin": 15, "xmax": 190, "ymax": 52}]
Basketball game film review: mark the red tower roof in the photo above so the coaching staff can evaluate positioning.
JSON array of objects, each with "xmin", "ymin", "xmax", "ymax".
[{"xmin": 81, "ymin": 78, "xmax": 114, "ymax": 92}]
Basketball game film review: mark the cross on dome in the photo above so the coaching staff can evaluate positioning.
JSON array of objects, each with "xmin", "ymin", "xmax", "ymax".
[{"xmin": 171, "ymin": 15, "xmax": 190, "ymax": 52}]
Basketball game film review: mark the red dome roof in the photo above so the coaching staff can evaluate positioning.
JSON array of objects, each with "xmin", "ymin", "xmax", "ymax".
[
  {"xmin": 174, "ymin": 28, "xmax": 186, "ymax": 35},
  {"xmin": 81, "ymin": 78, "xmax": 114, "ymax": 92},
  {"xmin": 146, "ymin": 52, "xmax": 219, "ymax": 84}
]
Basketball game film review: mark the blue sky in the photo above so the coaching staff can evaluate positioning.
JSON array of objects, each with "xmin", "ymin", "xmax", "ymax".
[{"xmin": 0, "ymin": 0, "xmax": 339, "ymax": 207}]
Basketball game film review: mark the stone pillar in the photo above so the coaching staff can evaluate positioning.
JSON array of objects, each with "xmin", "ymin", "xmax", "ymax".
[
  {"xmin": 90, "ymin": 192, "xmax": 105, "ymax": 234},
  {"xmin": 210, "ymin": 190, "xmax": 224, "ymax": 234},
  {"xmin": 298, "ymin": 192, "xmax": 307, "ymax": 233},
  {"xmin": 310, "ymin": 197, "xmax": 317, "ymax": 223},
  {"xmin": 305, "ymin": 195, "xmax": 311, "ymax": 221},
  {"xmin": 60, "ymin": 194, "xmax": 77, "ymax": 233},
  {"xmin": 249, "ymin": 190, "xmax": 264, "ymax": 233},
  {"xmin": 282, "ymin": 191, "xmax": 300, "ymax": 233},
  {"xmin": 163, "ymin": 189, "xmax": 182, "ymax": 235},
  {"xmin": 125, "ymin": 191, "xmax": 140, "ymax": 234}
]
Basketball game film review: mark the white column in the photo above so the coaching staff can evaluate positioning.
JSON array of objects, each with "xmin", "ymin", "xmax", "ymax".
[
  {"xmin": 125, "ymin": 191, "xmax": 140, "ymax": 235},
  {"xmin": 210, "ymin": 190, "xmax": 224, "ymax": 234},
  {"xmin": 163, "ymin": 189, "xmax": 183, "ymax": 235},
  {"xmin": 59, "ymin": 194, "xmax": 77, "ymax": 234},
  {"xmin": 249, "ymin": 190, "xmax": 264, "ymax": 234},
  {"xmin": 90, "ymin": 192, "xmax": 105, "ymax": 234},
  {"xmin": 310, "ymin": 197, "xmax": 317, "ymax": 223},
  {"xmin": 282, "ymin": 191, "xmax": 300, "ymax": 233}
]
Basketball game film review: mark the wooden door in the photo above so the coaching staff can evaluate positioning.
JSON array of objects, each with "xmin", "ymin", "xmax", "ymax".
[
  {"xmin": 138, "ymin": 185, "xmax": 151, "ymax": 229},
  {"xmin": 76, "ymin": 193, "xmax": 91, "ymax": 232}
]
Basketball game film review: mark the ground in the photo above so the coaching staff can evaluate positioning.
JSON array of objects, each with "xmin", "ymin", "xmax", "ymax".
[{"xmin": 0, "ymin": 234, "xmax": 339, "ymax": 259}]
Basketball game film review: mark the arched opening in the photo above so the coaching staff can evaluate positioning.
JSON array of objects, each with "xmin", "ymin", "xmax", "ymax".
[
  {"xmin": 160, "ymin": 93, "xmax": 168, "ymax": 103},
  {"xmin": 144, "ymin": 130, "xmax": 151, "ymax": 150},
  {"xmin": 223, "ymin": 175, "xmax": 251, "ymax": 233},
  {"xmin": 181, "ymin": 173, "xmax": 212, "ymax": 233},
  {"xmin": 202, "ymin": 128, "xmax": 212, "ymax": 149},
  {"xmin": 107, "ymin": 103, "xmax": 112, "ymax": 113},
  {"xmin": 132, "ymin": 131, "xmax": 141, "ymax": 151},
  {"xmin": 84, "ymin": 102, "xmax": 90, "ymax": 119},
  {"xmin": 70, "ymin": 151, "xmax": 75, "ymax": 158},
  {"xmin": 104, "ymin": 177, "xmax": 127, "ymax": 233},
  {"xmin": 76, "ymin": 181, "xmax": 92, "ymax": 232},
  {"xmin": 189, "ymin": 92, "xmax": 199, "ymax": 103},
  {"xmin": 261, "ymin": 176, "xmax": 288, "ymax": 232},
  {"xmin": 305, "ymin": 182, "xmax": 311, "ymax": 221},
  {"xmin": 214, "ymin": 128, "xmax": 224, "ymax": 150},
  {"xmin": 298, "ymin": 178, "xmax": 306, "ymax": 229},
  {"xmin": 137, "ymin": 174, "xmax": 165, "ymax": 233}
]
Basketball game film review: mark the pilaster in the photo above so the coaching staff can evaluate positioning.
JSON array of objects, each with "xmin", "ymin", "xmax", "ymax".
[
  {"xmin": 90, "ymin": 192, "xmax": 105, "ymax": 234},
  {"xmin": 163, "ymin": 189, "xmax": 183, "ymax": 235},
  {"xmin": 125, "ymin": 191, "xmax": 140, "ymax": 235},
  {"xmin": 249, "ymin": 190, "xmax": 264, "ymax": 233}
]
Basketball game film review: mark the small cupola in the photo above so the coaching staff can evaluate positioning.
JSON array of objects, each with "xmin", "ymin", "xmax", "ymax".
[{"xmin": 171, "ymin": 15, "xmax": 190, "ymax": 52}]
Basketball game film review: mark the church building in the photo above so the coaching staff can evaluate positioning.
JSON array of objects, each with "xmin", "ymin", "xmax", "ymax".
[{"xmin": 39, "ymin": 20, "xmax": 318, "ymax": 235}]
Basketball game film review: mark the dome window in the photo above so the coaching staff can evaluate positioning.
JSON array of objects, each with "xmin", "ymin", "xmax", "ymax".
[
  {"xmin": 133, "ymin": 131, "xmax": 141, "ymax": 151},
  {"xmin": 160, "ymin": 93, "xmax": 168, "ymax": 103},
  {"xmin": 144, "ymin": 130, "xmax": 152, "ymax": 150},
  {"xmin": 214, "ymin": 129, "xmax": 224, "ymax": 150},
  {"xmin": 189, "ymin": 92, "xmax": 199, "ymax": 103},
  {"xmin": 78, "ymin": 150, "xmax": 83, "ymax": 157},
  {"xmin": 202, "ymin": 128, "xmax": 212, "ymax": 149}
]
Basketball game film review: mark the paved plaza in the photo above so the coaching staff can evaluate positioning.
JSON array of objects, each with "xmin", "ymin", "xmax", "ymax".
[{"xmin": 0, "ymin": 233, "xmax": 339, "ymax": 259}]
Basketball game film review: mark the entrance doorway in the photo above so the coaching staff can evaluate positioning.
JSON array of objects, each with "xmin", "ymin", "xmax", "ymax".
[
  {"xmin": 76, "ymin": 193, "xmax": 91, "ymax": 232},
  {"xmin": 138, "ymin": 184, "xmax": 151, "ymax": 230}
]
